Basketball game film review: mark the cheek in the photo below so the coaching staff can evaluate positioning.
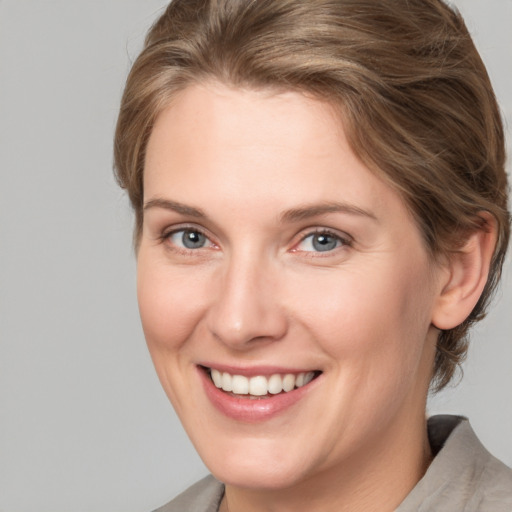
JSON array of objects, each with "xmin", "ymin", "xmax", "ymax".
[
  {"xmin": 136, "ymin": 254, "xmax": 207, "ymax": 353},
  {"xmin": 289, "ymin": 262, "xmax": 436, "ymax": 445},
  {"xmin": 136, "ymin": 254, "xmax": 214, "ymax": 413},
  {"xmin": 290, "ymin": 259, "xmax": 435, "ymax": 374}
]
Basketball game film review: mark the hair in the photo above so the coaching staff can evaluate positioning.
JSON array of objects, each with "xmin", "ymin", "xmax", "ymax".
[{"xmin": 114, "ymin": 0, "xmax": 510, "ymax": 391}]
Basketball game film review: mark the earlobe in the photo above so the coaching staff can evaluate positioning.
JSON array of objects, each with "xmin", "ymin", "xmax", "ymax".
[{"xmin": 432, "ymin": 213, "xmax": 497, "ymax": 330}]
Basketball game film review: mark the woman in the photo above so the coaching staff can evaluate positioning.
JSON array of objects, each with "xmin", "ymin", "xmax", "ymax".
[{"xmin": 114, "ymin": 0, "xmax": 512, "ymax": 510}]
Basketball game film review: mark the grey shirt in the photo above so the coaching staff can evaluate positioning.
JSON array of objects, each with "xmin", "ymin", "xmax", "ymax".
[{"xmin": 154, "ymin": 415, "xmax": 512, "ymax": 512}]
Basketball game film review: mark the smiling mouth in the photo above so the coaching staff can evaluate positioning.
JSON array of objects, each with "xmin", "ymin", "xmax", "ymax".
[{"xmin": 203, "ymin": 367, "xmax": 322, "ymax": 399}]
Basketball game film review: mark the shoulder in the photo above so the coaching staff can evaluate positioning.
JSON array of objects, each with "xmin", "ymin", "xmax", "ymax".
[
  {"xmin": 469, "ymin": 444, "xmax": 512, "ymax": 511},
  {"xmin": 397, "ymin": 415, "xmax": 512, "ymax": 512},
  {"xmin": 436, "ymin": 415, "xmax": 512, "ymax": 510},
  {"xmin": 152, "ymin": 475, "xmax": 224, "ymax": 512}
]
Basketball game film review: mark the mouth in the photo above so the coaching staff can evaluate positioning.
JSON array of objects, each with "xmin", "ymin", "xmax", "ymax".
[
  {"xmin": 199, "ymin": 365, "xmax": 323, "ymax": 422},
  {"xmin": 201, "ymin": 366, "xmax": 322, "ymax": 399}
]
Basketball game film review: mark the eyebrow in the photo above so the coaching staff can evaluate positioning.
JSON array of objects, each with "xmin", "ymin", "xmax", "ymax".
[
  {"xmin": 143, "ymin": 197, "xmax": 377, "ymax": 223},
  {"xmin": 143, "ymin": 198, "xmax": 206, "ymax": 218},
  {"xmin": 280, "ymin": 202, "xmax": 377, "ymax": 223}
]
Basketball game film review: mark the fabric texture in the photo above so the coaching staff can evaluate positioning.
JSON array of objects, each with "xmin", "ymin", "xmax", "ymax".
[
  {"xmin": 396, "ymin": 415, "xmax": 512, "ymax": 511},
  {"xmin": 153, "ymin": 415, "xmax": 512, "ymax": 512},
  {"xmin": 153, "ymin": 475, "xmax": 224, "ymax": 512}
]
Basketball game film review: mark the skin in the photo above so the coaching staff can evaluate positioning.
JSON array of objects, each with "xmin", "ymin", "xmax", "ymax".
[{"xmin": 137, "ymin": 82, "xmax": 467, "ymax": 511}]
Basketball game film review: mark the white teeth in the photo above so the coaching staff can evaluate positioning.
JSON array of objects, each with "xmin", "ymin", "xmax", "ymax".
[
  {"xmin": 267, "ymin": 374, "xmax": 283, "ymax": 394},
  {"xmin": 221, "ymin": 372, "xmax": 233, "ymax": 392},
  {"xmin": 282, "ymin": 373, "xmax": 295, "ymax": 392},
  {"xmin": 249, "ymin": 376, "xmax": 268, "ymax": 396},
  {"xmin": 304, "ymin": 371, "xmax": 315, "ymax": 386},
  {"xmin": 231, "ymin": 375, "xmax": 249, "ymax": 395},
  {"xmin": 209, "ymin": 369, "xmax": 318, "ymax": 396},
  {"xmin": 211, "ymin": 369, "xmax": 222, "ymax": 388}
]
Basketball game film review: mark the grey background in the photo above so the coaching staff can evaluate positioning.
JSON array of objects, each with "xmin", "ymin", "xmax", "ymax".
[{"xmin": 0, "ymin": 1, "xmax": 510, "ymax": 511}]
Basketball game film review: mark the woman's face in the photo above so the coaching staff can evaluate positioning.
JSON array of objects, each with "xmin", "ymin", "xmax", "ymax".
[{"xmin": 138, "ymin": 82, "xmax": 445, "ymax": 490}]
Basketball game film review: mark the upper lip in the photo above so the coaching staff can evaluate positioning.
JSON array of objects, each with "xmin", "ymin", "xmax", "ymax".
[{"xmin": 199, "ymin": 363, "xmax": 321, "ymax": 377}]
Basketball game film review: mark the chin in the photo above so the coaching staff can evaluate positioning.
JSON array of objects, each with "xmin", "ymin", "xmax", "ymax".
[
  {"xmin": 194, "ymin": 434, "xmax": 316, "ymax": 490},
  {"xmin": 212, "ymin": 460, "xmax": 308, "ymax": 491}
]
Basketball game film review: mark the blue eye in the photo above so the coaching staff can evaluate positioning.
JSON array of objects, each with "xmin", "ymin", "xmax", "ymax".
[
  {"xmin": 168, "ymin": 229, "xmax": 212, "ymax": 250},
  {"xmin": 297, "ymin": 232, "xmax": 346, "ymax": 252}
]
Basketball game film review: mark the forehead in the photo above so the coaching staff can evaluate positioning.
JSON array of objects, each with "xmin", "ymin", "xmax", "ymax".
[
  {"xmin": 145, "ymin": 82, "xmax": 342, "ymax": 181},
  {"xmin": 143, "ymin": 82, "xmax": 413, "ymax": 231}
]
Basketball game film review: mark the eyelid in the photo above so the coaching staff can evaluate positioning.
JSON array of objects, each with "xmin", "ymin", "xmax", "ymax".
[
  {"xmin": 292, "ymin": 228, "xmax": 352, "ymax": 253},
  {"xmin": 157, "ymin": 223, "xmax": 351, "ymax": 255},
  {"xmin": 160, "ymin": 224, "xmax": 218, "ymax": 251}
]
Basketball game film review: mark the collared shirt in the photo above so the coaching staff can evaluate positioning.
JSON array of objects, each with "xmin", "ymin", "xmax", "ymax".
[{"xmin": 154, "ymin": 415, "xmax": 512, "ymax": 512}]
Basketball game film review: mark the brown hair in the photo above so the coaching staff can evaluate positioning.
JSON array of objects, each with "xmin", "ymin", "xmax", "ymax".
[{"xmin": 114, "ymin": 0, "xmax": 510, "ymax": 391}]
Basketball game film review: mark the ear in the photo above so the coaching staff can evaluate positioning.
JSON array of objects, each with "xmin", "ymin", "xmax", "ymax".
[{"xmin": 432, "ymin": 213, "xmax": 497, "ymax": 330}]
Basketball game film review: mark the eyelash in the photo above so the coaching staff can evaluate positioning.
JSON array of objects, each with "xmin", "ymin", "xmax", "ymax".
[
  {"xmin": 160, "ymin": 225, "xmax": 216, "ymax": 254},
  {"xmin": 159, "ymin": 226, "xmax": 352, "ymax": 255},
  {"xmin": 293, "ymin": 229, "xmax": 352, "ymax": 255}
]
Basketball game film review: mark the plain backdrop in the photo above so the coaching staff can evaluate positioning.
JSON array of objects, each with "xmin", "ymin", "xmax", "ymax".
[{"xmin": 0, "ymin": 1, "xmax": 510, "ymax": 511}]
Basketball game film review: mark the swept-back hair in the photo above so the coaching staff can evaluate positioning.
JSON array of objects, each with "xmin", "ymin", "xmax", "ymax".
[{"xmin": 114, "ymin": 0, "xmax": 510, "ymax": 390}]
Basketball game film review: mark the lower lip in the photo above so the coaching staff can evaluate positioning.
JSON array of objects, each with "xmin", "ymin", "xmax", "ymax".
[{"xmin": 199, "ymin": 368, "xmax": 318, "ymax": 423}]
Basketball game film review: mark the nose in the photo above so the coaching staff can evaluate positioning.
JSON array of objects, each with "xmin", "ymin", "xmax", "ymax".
[{"xmin": 206, "ymin": 252, "xmax": 288, "ymax": 350}]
